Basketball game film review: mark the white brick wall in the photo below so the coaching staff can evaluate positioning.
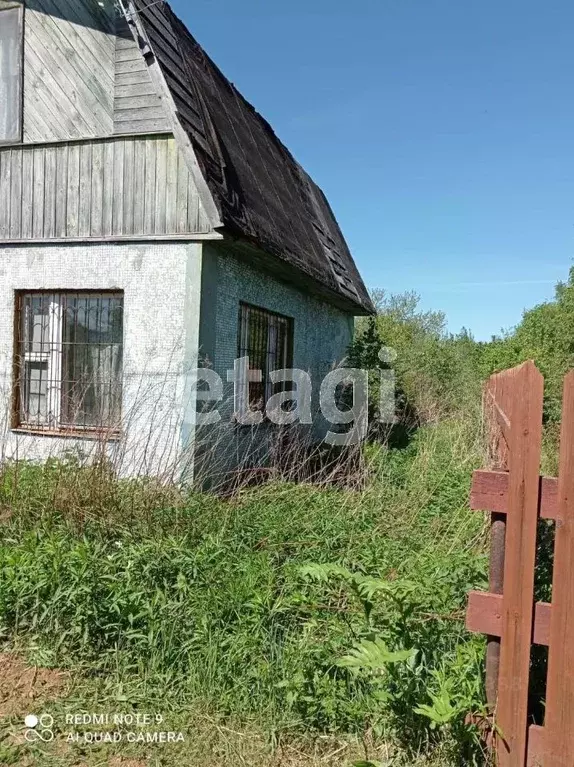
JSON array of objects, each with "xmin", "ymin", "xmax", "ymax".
[
  {"xmin": 0, "ymin": 242, "xmax": 203, "ymax": 477},
  {"xmin": 0, "ymin": 240, "xmax": 357, "ymax": 483}
]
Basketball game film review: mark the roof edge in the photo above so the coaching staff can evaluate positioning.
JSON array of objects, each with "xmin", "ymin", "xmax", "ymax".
[
  {"xmin": 119, "ymin": 0, "xmax": 223, "ymax": 229},
  {"xmin": 217, "ymin": 235, "xmax": 375, "ymax": 316}
]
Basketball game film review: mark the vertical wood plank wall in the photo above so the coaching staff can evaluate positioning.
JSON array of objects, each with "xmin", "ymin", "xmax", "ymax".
[{"xmin": 0, "ymin": 135, "xmax": 212, "ymax": 240}]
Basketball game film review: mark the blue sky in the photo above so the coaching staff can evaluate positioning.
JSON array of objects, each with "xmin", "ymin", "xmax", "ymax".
[{"xmin": 171, "ymin": 0, "xmax": 574, "ymax": 340}]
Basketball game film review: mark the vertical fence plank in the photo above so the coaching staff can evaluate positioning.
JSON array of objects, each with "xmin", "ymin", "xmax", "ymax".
[
  {"xmin": 496, "ymin": 361, "xmax": 544, "ymax": 767},
  {"xmin": 544, "ymin": 370, "xmax": 574, "ymax": 766},
  {"xmin": 484, "ymin": 370, "xmax": 512, "ymax": 708}
]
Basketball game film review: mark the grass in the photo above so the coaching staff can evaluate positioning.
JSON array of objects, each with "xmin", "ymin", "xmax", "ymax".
[
  {"xmin": 0, "ymin": 687, "xmax": 471, "ymax": 767},
  {"xmin": 0, "ymin": 415, "xmax": 490, "ymax": 766}
]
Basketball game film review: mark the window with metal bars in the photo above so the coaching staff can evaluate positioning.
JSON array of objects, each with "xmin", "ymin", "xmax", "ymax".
[
  {"xmin": 237, "ymin": 302, "xmax": 294, "ymax": 410},
  {"xmin": 14, "ymin": 292, "xmax": 124, "ymax": 433}
]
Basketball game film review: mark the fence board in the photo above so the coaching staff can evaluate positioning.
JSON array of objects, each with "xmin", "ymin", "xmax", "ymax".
[
  {"xmin": 543, "ymin": 371, "xmax": 574, "ymax": 766},
  {"xmin": 466, "ymin": 591, "xmax": 551, "ymax": 646},
  {"xmin": 527, "ymin": 726, "xmax": 545, "ymax": 767},
  {"xmin": 496, "ymin": 361, "xmax": 544, "ymax": 767},
  {"xmin": 471, "ymin": 470, "xmax": 559, "ymax": 520},
  {"xmin": 486, "ymin": 368, "xmax": 513, "ymax": 469},
  {"xmin": 465, "ymin": 363, "xmax": 574, "ymax": 766},
  {"xmin": 483, "ymin": 368, "xmax": 515, "ymax": 706}
]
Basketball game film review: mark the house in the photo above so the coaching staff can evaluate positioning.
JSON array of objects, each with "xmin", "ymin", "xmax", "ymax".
[{"xmin": 0, "ymin": 0, "xmax": 374, "ymax": 480}]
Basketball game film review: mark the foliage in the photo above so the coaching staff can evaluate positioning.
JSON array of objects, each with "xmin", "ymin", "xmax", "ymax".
[
  {"xmin": 351, "ymin": 270, "xmax": 574, "ymax": 467},
  {"xmin": 349, "ymin": 290, "xmax": 483, "ymax": 430},
  {"xmin": 477, "ymin": 266, "xmax": 574, "ymax": 425},
  {"xmin": 0, "ymin": 415, "xmax": 487, "ymax": 764},
  {"xmin": 298, "ymin": 552, "xmax": 487, "ymax": 756}
]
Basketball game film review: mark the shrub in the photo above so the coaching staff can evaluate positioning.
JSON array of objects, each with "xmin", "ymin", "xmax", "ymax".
[{"xmin": 349, "ymin": 290, "xmax": 483, "ymax": 432}]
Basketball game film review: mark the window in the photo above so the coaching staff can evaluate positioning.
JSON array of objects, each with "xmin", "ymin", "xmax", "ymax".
[
  {"xmin": 0, "ymin": 1, "xmax": 23, "ymax": 144},
  {"xmin": 14, "ymin": 292, "xmax": 124, "ymax": 433},
  {"xmin": 237, "ymin": 302, "xmax": 293, "ymax": 409}
]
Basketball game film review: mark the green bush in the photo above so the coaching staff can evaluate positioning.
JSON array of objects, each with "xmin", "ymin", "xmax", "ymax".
[
  {"xmin": 351, "ymin": 274, "xmax": 574, "ymax": 469},
  {"xmin": 350, "ymin": 290, "xmax": 483, "ymax": 430},
  {"xmin": 478, "ymin": 267, "xmax": 574, "ymax": 425}
]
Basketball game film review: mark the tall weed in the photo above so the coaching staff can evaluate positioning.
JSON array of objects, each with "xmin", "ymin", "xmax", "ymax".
[{"xmin": 0, "ymin": 416, "xmax": 488, "ymax": 763}]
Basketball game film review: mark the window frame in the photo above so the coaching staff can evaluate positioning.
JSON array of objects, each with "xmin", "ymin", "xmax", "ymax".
[
  {"xmin": 0, "ymin": 1, "xmax": 24, "ymax": 147},
  {"xmin": 12, "ymin": 290, "xmax": 125, "ymax": 438},
  {"xmin": 237, "ymin": 301, "xmax": 294, "ymax": 414}
]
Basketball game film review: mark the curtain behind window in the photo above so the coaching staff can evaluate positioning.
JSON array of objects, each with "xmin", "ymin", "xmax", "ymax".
[{"xmin": 61, "ymin": 296, "xmax": 123, "ymax": 429}]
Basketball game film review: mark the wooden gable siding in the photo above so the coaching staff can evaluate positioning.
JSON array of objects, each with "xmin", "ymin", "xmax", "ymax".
[
  {"xmin": 114, "ymin": 23, "xmax": 170, "ymax": 135},
  {"xmin": 23, "ymin": 0, "xmax": 116, "ymax": 143},
  {"xmin": 22, "ymin": 0, "xmax": 173, "ymax": 142},
  {"xmin": 0, "ymin": 135, "xmax": 212, "ymax": 241}
]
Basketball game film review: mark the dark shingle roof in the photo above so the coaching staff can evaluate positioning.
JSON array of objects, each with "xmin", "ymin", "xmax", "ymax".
[{"xmin": 133, "ymin": 0, "xmax": 374, "ymax": 315}]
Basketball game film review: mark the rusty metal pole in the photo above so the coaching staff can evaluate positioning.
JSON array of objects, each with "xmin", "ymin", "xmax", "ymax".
[{"xmin": 486, "ymin": 512, "xmax": 506, "ymax": 707}]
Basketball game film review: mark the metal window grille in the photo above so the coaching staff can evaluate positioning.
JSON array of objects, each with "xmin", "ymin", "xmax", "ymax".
[
  {"xmin": 237, "ymin": 302, "xmax": 294, "ymax": 410},
  {"xmin": 14, "ymin": 291, "xmax": 124, "ymax": 433}
]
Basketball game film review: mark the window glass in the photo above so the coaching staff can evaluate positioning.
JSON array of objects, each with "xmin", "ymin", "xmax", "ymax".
[
  {"xmin": 17, "ymin": 292, "xmax": 124, "ymax": 432},
  {"xmin": 237, "ymin": 303, "xmax": 293, "ymax": 410},
  {"xmin": 23, "ymin": 361, "xmax": 48, "ymax": 424},
  {"xmin": 0, "ymin": 3, "xmax": 23, "ymax": 143},
  {"xmin": 61, "ymin": 294, "xmax": 124, "ymax": 428}
]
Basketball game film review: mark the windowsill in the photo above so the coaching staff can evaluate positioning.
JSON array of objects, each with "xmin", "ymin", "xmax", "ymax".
[{"xmin": 11, "ymin": 427, "xmax": 122, "ymax": 442}]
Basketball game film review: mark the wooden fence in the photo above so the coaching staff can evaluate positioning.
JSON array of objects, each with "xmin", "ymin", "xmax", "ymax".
[{"xmin": 466, "ymin": 361, "xmax": 574, "ymax": 766}]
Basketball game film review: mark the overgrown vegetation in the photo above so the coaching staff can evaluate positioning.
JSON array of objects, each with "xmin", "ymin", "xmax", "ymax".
[
  {"xmin": 0, "ymin": 421, "xmax": 487, "ymax": 765},
  {"xmin": 1, "ymin": 267, "xmax": 573, "ymax": 765}
]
